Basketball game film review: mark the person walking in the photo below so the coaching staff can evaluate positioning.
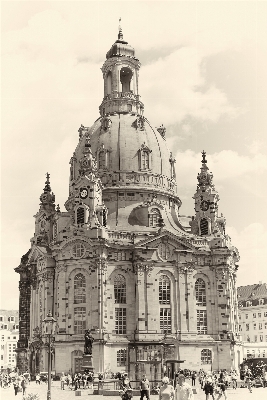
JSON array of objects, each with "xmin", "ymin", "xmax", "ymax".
[
  {"xmin": 13, "ymin": 379, "xmax": 19, "ymax": 396},
  {"xmin": 216, "ymin": 373, "xmax": 227, "ymax": 400},
  {"xmin": 243, "ymin": 366, "xmax": 253, "ymax": 393},
  {"xmin": 120, "ymin": 375, "xmax": 133, "ymax": 400},
  {"xmin": 159, "ymin": 376, "xmax": 175, "ymax": 400},
  {"xmin": 203, "ymin": 374, "xmax": 215, "ymax": 400},
  {"xmin": 60, "ymin": 372, "xmax": 66, "ymax": 390},
  {"xmin": 140, "ymin": 374, "xmax": 150, "ymax": 400},
  {"xmin": 175, "ymin": 374, "xmax": 194, "ymax": 400},
  {"xmin": 191, "ymin": 372, "xmax": 196, "ymax": 387},
  {"xmin": 35, "ymin": 373, "xmax": 40, "ymax": 384},
  {"xmin": 21, "ymin": 376, "xmax": 28, "ymax": 396},
  {"xmin": 263, "ymin": 369, "xmax": 267, "ymax": 388},
  {"xmin": 231, "ymin": 370, "xmax": 237, "ymax": 389}
]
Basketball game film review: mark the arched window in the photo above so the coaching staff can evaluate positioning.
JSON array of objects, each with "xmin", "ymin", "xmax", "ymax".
[
  {"xmin": 195, "ymin": 278, "xmax": 207, "ymax": 335},
  {"xmin": 159, "ymin": 275, "xmax": 170, "ymax": 304},
  {"xmin": 98, "ymin": 151, "xmax": 106, "ymax": 169},
  {"xmin": 159, "ymin": 275, "xmax": 171, "ymax": 334},
  {"xmin": 74, "ymin": 274, "xmax": 86, "ymax": 304},
  {"xmin": 200, "ymin": 219, "xmax": 209, "ymax": 236},
  {"xmin": 107, "ymin": 71, "xmax": 112, "ymax": 94},
  {"xmin": 149, "ymin": 209, "xmax": 161, "ymax": 227},
  {"xmin": 195, "ymin": 279, "xmax": 206, "ymax": 306},
  {"xmin": 114, "ymin": 275, "xmax": 126, "ymax": 304},
  {"xmin": 139, "ymin": 144, "xmax": 151, "ymax": 171},
  {"xmin": 142, "ymin": 151, "xmax": 149, "ymax": 169},
  {"xmin": 76, "ymin": 207, "xmax": 85, "ymax": 224},
  {"xmin": 120, "ymin": 67, "xmax": 132, "ymax": 92},
  {"xmin": 201, "ymin": 349, "xmax": 212, "ymax": 364}
]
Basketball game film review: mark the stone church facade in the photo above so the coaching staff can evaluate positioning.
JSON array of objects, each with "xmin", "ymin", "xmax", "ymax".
[{"xmin": 15, "ymin": 28, "xmax": 242, "ymax": 379}]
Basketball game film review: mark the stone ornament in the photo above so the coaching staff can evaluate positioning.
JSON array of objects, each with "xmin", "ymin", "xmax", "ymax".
[
  {"xmin": 134, "ymin": 263, "xmax": 154, "ymax": 276},
  {"xmin": 101, "ymin": 117, "xmax": 112, "ymax": 132},
  {"xmin": 134, "ymin": 115, "xmax": 145, "ymax": 130}
]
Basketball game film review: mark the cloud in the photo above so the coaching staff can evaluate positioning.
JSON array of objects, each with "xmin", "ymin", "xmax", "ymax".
[
  {"xmin": 141, "ymin": 47, "xmax": 240, "ymax": 126},
  {"xmin": 227, "ymin": 224, "xmax": 267, "ymax": 286},
  {"xmin": 174, "ymin": 149, "xmax": 267, "ymax": 186}
]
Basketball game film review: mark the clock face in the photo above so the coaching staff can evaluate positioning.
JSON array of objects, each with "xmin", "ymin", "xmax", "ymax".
[
  {"xmin": 80, "ymin": 188, "xmax": 88, "ymax": 199},
  {"xmin": 200, "ymin": 200, "xmax": 209, "ymax": 211}
]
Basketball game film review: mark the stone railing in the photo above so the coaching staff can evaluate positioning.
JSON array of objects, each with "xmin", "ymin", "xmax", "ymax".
[{"xmin": 100, "ymin": 171, "xmax": 177, "ymax": 194}]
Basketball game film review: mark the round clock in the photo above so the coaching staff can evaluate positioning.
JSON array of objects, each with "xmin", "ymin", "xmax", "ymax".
[
  {"xmin": 200, "ymin": 200, "xmax": 209, "ymax": 211},
  {"xmin": 80, "ymin": 188, "xmax": 88, "ymax": 199}
]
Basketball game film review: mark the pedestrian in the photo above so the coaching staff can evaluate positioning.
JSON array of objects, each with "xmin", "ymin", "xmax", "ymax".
[
  {"xmin": 60, "ymin": 372, "xmax": 66, "ymax": 390},
  {"xmin": 140, "ymin": 374, "xmax": 150, "ymax": 400},
  {"xmin": 21, "ymin": 377, "xmax": 28, "ymax": 396},
  {"xmin": 263, "ymin": 369, "xmax": 267, "ymax": 388},
  {"xmin": 159, "ymin": 376, "xmax": 175, "ymax": 400},
  {"xmin": 231, "ymin": 370, "xmax": 237, "ymax": 389},
  {"xmin": 35, "ymin": 373, "xmax": 40, "ymax": 384},
  {"xmin": 13, "ymin": 379, "xmax": 19, "ymax": 396},
  {"xmin": 243, "ymin": 366, "xmax": 253, "ymax": 393},
  {"xmin": 120, "ymin": 375, "xmax": 133, "ymax": 400},
  {"xmin": 216, "ymin": 373, "xmax": 227, "ymax": 400},
  {"xmin": 191, "ymin": 372, "xmax": 196, "ymax": 387},
  {"xmin": 175, "ymin": 374, "xmax": 194, "ymax": 400},
  {"xmin": 203, "ymin": 374, "xmax": 215, "ymax": 400}
]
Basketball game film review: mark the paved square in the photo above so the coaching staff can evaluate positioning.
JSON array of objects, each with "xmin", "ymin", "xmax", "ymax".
[{"xmin": 1, "ymin": 381, "xmax": 267, "ymax": 400}]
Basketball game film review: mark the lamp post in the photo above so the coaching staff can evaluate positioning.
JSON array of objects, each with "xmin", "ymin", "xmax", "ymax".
[{"xmin": 43, "ymin": 311, "xmax": 57, "ymax": 400}]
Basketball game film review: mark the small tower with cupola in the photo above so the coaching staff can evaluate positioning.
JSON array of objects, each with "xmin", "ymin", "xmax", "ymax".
[
  {"xmin": 99, "ymin": 23, "xmax": 144, "ymax": 117},
  {"xmin": 32, "ymin": 173, "xmax": 56, "ymax": 246},
  {"xmin": 190, "ymin": 151, "xmax": 226, "ymax": 237}
]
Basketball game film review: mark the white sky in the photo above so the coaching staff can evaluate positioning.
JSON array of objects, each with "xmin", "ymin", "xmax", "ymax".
[{"xmin": 1, "ymin": 1, "xmax": 267, "ymax": 309}]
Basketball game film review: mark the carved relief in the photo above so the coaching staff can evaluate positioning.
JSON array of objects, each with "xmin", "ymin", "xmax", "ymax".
[
  {"xmin": 134, "ymin": 263, "xmax": 154, "ymax": 276},
  {"xmin": 134, "ymin": 116, "xmax": 145, "ymax": 130},
  {"xmin": 178, "ymin": 263, "xmax": 196, "ymax": 277},
  {"xmin": 101, "ymin": 117, "xmax": 112, "ymax": 132}
]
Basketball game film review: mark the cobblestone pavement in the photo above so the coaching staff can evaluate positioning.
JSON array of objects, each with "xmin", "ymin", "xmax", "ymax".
[{"xmin": 1, "ymin": 381, "xmax": 267, "ymax": 400}]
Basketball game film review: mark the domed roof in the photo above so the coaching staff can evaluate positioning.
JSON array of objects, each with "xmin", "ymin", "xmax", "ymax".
[{"xmin": 74, "ymin": 113, "xmax": 177, "ymax": 196}]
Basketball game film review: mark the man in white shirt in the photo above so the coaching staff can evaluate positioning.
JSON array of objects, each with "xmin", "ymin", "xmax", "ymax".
[{"xmin": 175, "ymin": 374, "xmax": 194, "ymax": 400}]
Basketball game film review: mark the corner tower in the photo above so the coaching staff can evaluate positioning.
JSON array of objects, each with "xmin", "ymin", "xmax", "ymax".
[{"xmin": 191, "ymin": 151, "xmax": 226, "ymax": 237}]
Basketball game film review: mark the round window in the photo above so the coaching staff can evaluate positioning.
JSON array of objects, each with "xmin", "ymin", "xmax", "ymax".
[{"xmin": 72, "ymin": 243, "xmax": 86, "ymax": 258}]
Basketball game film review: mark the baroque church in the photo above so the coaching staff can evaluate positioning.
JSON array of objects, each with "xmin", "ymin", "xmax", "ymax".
[{"xmin": 15, "ymin": 27, "xmax": 242, "ymax": 379}]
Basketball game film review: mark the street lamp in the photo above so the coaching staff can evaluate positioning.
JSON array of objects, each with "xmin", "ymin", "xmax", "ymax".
[{"xmin": 43, "ymin": 311, "xmax": 57, "ymax": 400}]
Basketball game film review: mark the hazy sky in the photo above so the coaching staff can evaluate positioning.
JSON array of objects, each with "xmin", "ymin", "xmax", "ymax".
[{"xmin": 1, "ymin": 1, "xmax": 267, "ymax": 309}]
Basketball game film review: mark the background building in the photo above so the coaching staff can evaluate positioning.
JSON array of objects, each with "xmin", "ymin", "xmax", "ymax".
[
  {"xmin": 0, "ymin": 310, "xmax": 19, "ymax": 371},
  {"xmin": 237, "ymin": 282, "xmax": 267, "ymax": 359},
  {"xmin": 15, "ymin": 28, "xmax": 242, "ymax": 379}
]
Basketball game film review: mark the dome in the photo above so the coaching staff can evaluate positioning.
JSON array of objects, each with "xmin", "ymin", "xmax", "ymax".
[{"xmin": 74, "ymin": 113, "xmax": 177, "ymax": 197}]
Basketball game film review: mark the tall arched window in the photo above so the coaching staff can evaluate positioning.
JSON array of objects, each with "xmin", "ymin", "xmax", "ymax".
[
  {"xmin": 74, "ymin": 274, "xmax": 86, "ymax": 304},
  {"xmin": 159, "ymin": 275, "xmax": 171, "ymax": 334},
  {"xmin": 142, "ymin": 151, "xmax": 149, "ymax": 169},
  {"xmin": 114, "ymin": 275, "xmax": 126, "ymax": 304},
  {"xmin": 107, "ymin": 71, "xmax": 112, "ymax": 94},
  {"xmin": 201, "ymin": 349, "xmax": 212, "ymax": 364},
  {"xmin": 120, "ymin": 67, "xmax": 132, "ymax": 92},
  {"xmin": 195, "ymin": 278, "xmax": 207, "ymax": 334},
  {"xmin": 195, "ymin": 279, "xmax": 206, "ymax": 306},
  {"xmin": 98, "ymin": 151, "xmax": 106, "ymax": 169},
  {"xmin": 149, "ymin": 209, "xmax": 161, "ymax": 227},
  {"xmin": 159, "ymin": 275, "xmax": 170, "ymax": 304},
  {"xmin": 200, "ymin": 219, "xmax": 209, "ymax": 236},
  {"xmin": 76, "ymin": 207, "xmax": 85, "ymax": 224}
]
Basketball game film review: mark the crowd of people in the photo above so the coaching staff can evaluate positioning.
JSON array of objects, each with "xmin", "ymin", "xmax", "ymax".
[
  {"xmin": 1, "ymin": 365, "xmax": 267, "ymax": 399},
  {"xmin": 0, "ymin": 371, "xmax": 30, "ymax": 396}
]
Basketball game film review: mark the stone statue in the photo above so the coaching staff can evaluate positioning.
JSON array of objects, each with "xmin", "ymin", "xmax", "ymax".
[{"xmin": 84, "ymin": 329, "xmax": 94, "ymax": 355}]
